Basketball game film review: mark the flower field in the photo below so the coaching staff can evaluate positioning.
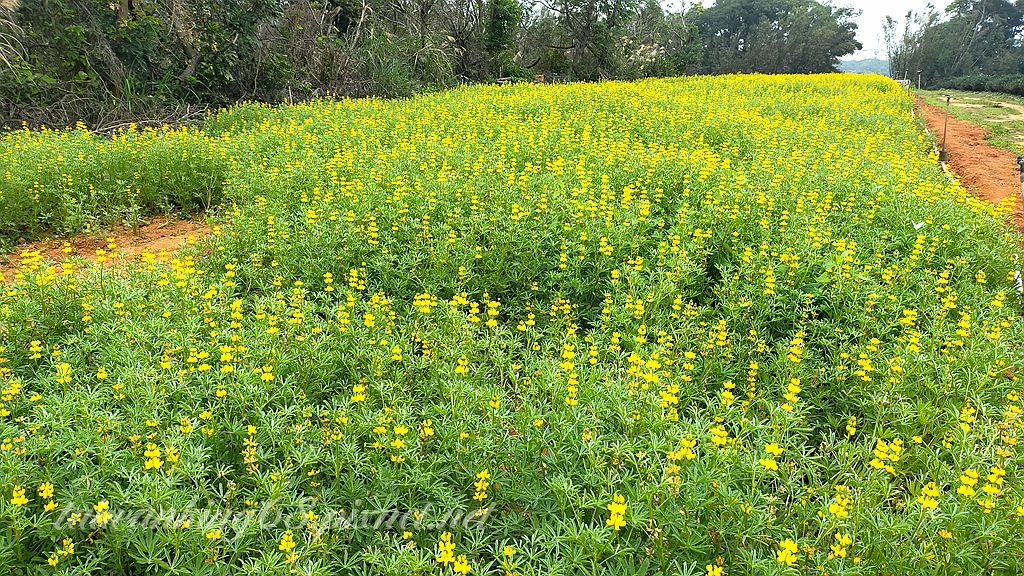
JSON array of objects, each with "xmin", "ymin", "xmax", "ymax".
[{"xmin": 1, "ymin": 74, "xmax": 1023, "ymax": 575}]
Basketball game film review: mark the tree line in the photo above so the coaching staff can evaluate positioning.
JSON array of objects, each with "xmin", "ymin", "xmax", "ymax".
[
  {"xmin": 0, "ymin": 0, "xmax": 860, "ymax": 128},
  {"xmin": 886, "ymin": 0, "xmax": 1024, "ymax": 93}
]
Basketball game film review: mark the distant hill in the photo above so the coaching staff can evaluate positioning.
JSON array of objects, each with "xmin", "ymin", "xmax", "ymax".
[{"xmin": 839, "ymin": 58, "xmax": 890, "ymax": 76}]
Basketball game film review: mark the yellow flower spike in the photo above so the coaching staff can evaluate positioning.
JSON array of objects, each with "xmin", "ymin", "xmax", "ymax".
[
  {"xmin": 94, "ymin": 500, "xmax": 113, "ymax": 527},
  {"xmin": 10, "ymin": 485, "xmax": 28, "ymax": 506},
  {"xmin": 473, "ymin": 469, "xmax": 491, "ymax": 502},
  {"xmin": 38, "ymin": 482, "xmax": 54, "ymax": 499},
  {"xmin": 436, "ymin": 531, "xmax": 456, "ymax": 565},
  {"xmin": 606, "ymin": 493, "xmax": 627, "ymax": 531},
  {"xmin": 143, "ymin": 442, "xmax": 164, "ymax": 470},
  {"xmin": 278, "ymin": 530, "xmax": 296, "ymax": 552},
  {"xmin": 454, "ymin": 355, "xmax": 471, "ymax": 376},
  {"xmin": 54, "ymin": 363, "xmax": 72, "ymax": 385},
  {"xmin": 917, "ymin": 482, "xmax": 940, "ymax": 510},
  {"xmin": 453, "ymin": 554, "xmax": 472, "ymax": 574},
  {"xmin": 776, "ymin": 538, "xmax": 798, "ymax": 566}
]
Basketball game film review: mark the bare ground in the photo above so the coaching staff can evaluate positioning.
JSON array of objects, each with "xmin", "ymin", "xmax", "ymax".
[
  {"xmin": 918, "ymin": 98, "xmax": 1024, "ymax": 233},
  {"xmin": 1, "ymin": 216, "xmax": 208, "ymax": 279}
]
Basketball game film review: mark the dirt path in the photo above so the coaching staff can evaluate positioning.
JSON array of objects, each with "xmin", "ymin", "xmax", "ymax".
[
  {"xmin": 0, "ymin": 216, "xmax": 208, "ymax": 279},
  {"xmin": 917, "ymin": 98, "xmax": 1024, "ymax": 232},
  {"xmin": 951, "ymin": 95, "xmax": 1024, "ymax": 121},
  {"xmin": 990, "ymin": 100, "xmax": 1024, "ymax": 122}
]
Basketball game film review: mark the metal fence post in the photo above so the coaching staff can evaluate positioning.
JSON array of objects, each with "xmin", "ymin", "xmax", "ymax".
[
  {"xmin": 939, "ymin": 95, "xmax": 950, "ymax": 162},
  {"xmin": 1017, "ymin": 156, "xmax": 1024, "ymax": 199}
]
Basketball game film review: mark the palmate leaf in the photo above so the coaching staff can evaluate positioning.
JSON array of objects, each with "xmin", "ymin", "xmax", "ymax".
[{"xmin": 1, "ymin": 75, "xmax": 1023, "ymax": 574}]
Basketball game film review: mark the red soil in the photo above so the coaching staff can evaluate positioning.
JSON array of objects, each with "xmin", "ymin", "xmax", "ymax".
[
  {"xmin": 917, "ymin": 98, "xmax": 1024, "ymax": 232},
  {"xmin": 0, "ymin": 216, "xmax": 208, "ymax": 280}
]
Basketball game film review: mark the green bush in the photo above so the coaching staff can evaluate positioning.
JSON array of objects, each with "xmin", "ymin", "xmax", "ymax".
[
  {"xmin": 0, "ymin": 125, "xmax": 226, "ymax": 246},
  {"xmin": 936, "ymin": 74, "xmax": 1024, "ymax": 96}
]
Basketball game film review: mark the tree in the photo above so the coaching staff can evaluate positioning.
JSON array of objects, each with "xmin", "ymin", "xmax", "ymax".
[
  {"xmin": 618, "ymin": 0, "xmax": 700, "ymax": 77},
  {"xmin": 485, "ymin": 0, "xmax": 523, "ymax": 76},
  {"xmin": 519, "ymin": 8, "xmax": 573, "ymax": 77},
  {"xmin": 659, "ymin": 11, "xmax": 701, "ymax": 74},
  {"xmin": 938, "ymin": 0, "xmax": 1023, "ymax": 77},
  {"xmin": 885, "ymin": 0, "xmax": 1024, "ymax": 87},
  {"xmin": 693, "ymin": 0, "xmax": 860, "ymax": 74},
  {"xmin": 531, "ymin": 0, "xmax": 638, "ymax": 79},
  {"xmin": 442, "ymin": 0, "xmax": 488, "ymax": 79}
]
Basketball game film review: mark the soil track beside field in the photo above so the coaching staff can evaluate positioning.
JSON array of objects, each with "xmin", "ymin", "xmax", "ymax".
[
  {"xmin": 917, "ymin": 97, "xmax": 1024, "ymax": 232},
  {"xmin": 0, "ymin": 216, "xmax": 208, "ymax": 280}
]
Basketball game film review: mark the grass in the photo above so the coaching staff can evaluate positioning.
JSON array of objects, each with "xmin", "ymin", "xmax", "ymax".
[
  {"xmin": 1, "ymin": 75, "xmax": 1023, "ymax": 575},
  {"xmin": 919, "ymin": 88, "xmax": 1024, "ymax": 155}
]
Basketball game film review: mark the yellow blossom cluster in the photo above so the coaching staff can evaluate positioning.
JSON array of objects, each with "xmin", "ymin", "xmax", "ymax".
[{"xmin": 0, "ymin": 74, "xmax": 1022, "ymax": 575}]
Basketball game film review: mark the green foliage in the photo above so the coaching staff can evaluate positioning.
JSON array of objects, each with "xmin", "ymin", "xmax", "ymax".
[
  {"xmin": 938, "ymin": 74, "xmax": 1024, "ymax": 96},
  {"xmin": 484, "ymin": 0, "xmax": 523, "ymax": 77},
  {"xmin": 0, "ymin": 0, "xmax": 287, "ymax": 127},
  {"xmin": 355, "ymin": 32, "xmax": 456, "ymax": 98},
  {"xmin": 0, "ymin": 0, "xmax": 864, "ymax": 127},
  {"xmin": 0, "ymin": 126, "xmax": 225, "ymax": 247},
  {"xmin": 693, "ymin": 0, "xmax": 860, "ymax": 74},
  {"xmin": 1, "ymin": 75, "xmax": 1023, "ymax": 575},
  {"xmin": 887, "ymin": 1, "xmax": 1024, "ymax": 90}
]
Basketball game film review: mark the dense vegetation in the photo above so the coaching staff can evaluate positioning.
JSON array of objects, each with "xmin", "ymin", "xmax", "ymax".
[
  {"xmin": 0, "ymin": 0, "xmax": 860, "ymax": 128},
  {"xmin": 1, "ymin": 75, "xmax": 1023, "ymax": 575},
  {"xmin": 886, "ymin": 0, "xmax": 1024, "ymax": 92},
  {"xmin": 937, "ymin": 74, "xmax": 1024, "ymax": 97}
]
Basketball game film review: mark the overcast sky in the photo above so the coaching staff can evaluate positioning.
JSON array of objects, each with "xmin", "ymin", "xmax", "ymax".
[{"xmin": 845, "ymin": 0, "xmax": 952, "ymax": 60}]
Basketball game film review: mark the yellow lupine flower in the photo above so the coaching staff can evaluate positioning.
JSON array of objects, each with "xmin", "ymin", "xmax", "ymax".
[{"xmin": 776, "ymin": 538, "xmax": 798, "ymax": 566}]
